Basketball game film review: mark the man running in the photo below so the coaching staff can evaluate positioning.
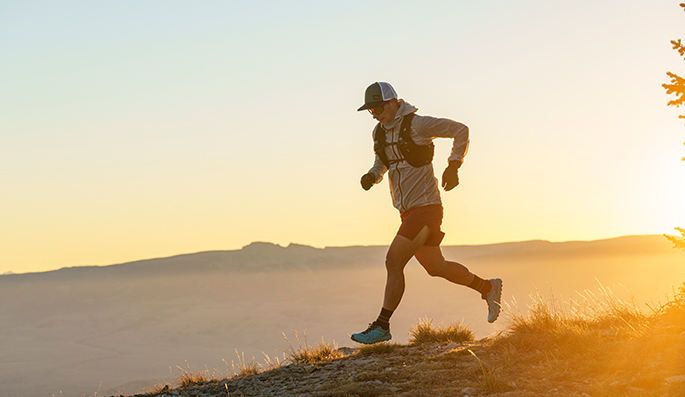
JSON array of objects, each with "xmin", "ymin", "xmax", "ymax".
[{"xmin": 351, "ymin": 82, "xmax": 503, "ymax": 344}]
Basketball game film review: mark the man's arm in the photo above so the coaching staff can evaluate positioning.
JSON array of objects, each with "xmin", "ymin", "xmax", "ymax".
[
  {"xmin": 361, "ymin": 154, "xmax": 387, "ymax": 190},
  {"xmin": 412, "ymin": 115, "xmax": 469, "ymax": 164},
  {"xmin": 412, "ymin": 115, "xmax": 469, "ymax": 191}
]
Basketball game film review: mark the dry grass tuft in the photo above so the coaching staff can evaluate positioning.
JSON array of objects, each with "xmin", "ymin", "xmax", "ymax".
[
  {"xmin": 652, "ymin": 282, "xmax": 685, "ymax": 324},
  {"xmin": 468, "ymin": 349, "xmax": 508, "ymax": 393},
  {"xmin": 259, "ymin": 351, "xmax": 284, "ymax": 372},
  {"xmin": 500, "ymin": 284, "xmax": 650, "ymax": 355},
  {"xmin": 178, "ymin": 370, "xmax": 208, "ymax": 388},
  {"xmin": 408, "ymin": 317, "xmax": 475, "ymax": 346},
  {"xmin": 228, "ymin": 349, "xmax": 259, "ymax": 378},
  {"xmin": 484, "ymin": 283, "xmax": 685, "ymax": 396},
  {"xmin": 283, "ymin": 330, "xmax": 345, "ymax": 364}
]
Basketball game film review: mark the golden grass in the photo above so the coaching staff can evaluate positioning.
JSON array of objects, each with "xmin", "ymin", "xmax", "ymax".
[
  {"xmin": 228, "ymin": 349, "xmax": 259, "ymax": 378},
  {"xmin": 485, "ymin": 283, "xmax": 685, "ymax": 396},
  {"xmin": 178, "ymin": 370, "xmax": 208, "ymax": 388},
  {"xmin": 283, "ymin": 330, "xmax": 346, "ymax": 364},
  {"xmin": 468, "ymin": 349, "xmax": 507, "ymax": 393},
  {"xmin": 408, "ymin": 317, "xmax": 475, "ymax": 346}
]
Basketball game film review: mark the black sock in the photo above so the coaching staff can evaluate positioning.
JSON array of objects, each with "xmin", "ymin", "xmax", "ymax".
[
  {"xmin": 468, "ymin": 275, "xmax": 492, "ymax": 299},
  {"xmin": 373, "ymin": 308, "xmax": 393, "ymax": 330}
]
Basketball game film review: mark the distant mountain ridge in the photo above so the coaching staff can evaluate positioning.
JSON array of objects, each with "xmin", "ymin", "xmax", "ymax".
[{"xmin": 0, "ymin": 235, "xmax": 672, "ymax": 282}]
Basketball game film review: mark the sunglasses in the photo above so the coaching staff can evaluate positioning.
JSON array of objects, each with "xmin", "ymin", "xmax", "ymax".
[{"xmin": 368, "ymin": 104, "xmax": 386, "ymax": 115}]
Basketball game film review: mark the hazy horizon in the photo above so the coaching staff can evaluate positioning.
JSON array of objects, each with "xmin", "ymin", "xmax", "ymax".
[{"xmin": 0, "ymin": 233, "xmax": 672, "ymax": 276}]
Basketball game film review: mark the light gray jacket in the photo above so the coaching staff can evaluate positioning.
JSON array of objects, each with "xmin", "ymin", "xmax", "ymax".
[{"xmin": 367, "ymin": 100, "xmax": 470, "ymax": 212}]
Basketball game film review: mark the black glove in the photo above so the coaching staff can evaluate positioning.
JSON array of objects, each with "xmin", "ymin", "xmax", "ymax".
[
  {"xmin": 441, "ymin": 162, "xmax": 460, "ymax": 191},
  {"xmin": 360, "ymin": 173, "xmax": 376, "ymax": 191}
]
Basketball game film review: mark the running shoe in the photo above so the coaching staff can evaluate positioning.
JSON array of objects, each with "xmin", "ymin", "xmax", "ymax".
[
  {"xmin": 486, "ymin": 278, "xmax": 503, "ymax": 323},
  {"xmin": 351, "ymin": 323, "xmax": 392, "ymax": 344}
]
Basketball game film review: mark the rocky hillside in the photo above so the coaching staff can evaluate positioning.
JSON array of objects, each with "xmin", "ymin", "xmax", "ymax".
[{"xmin": 110, "ymin": 286, "xmax": 685, "ymax": 397}]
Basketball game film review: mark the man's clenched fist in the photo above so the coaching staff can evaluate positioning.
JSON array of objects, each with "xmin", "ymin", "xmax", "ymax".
[
  {"xmin": 360, "ymin": 173, "xmax": 376, "ymax": 191},
  {"xmin": 441, "ymin": 162, "xmax": 461, "ymax": 191}
]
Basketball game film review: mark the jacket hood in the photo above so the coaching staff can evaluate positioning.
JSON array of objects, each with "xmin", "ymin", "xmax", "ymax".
[{"xmin": 382, "ymin": 99, "xmax": 418, "ymax": 129}]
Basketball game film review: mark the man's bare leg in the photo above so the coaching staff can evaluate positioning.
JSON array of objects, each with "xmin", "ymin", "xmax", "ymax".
[
  {"xmin": 350, "ymin": 226, "xmax": 431, "ymax": 344},
  {"xmin": 414, "ymin": 245, "xmax": 474, "ymax": 286},
  {"xmin": 414, "ymin": 244, "xmax": 503, "ymax": 323},
  {"xmin": 382, "ymin": 226, "xmax": 432, "ymax": 311}
]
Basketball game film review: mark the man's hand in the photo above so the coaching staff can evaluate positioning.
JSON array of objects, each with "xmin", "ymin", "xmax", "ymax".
[
  {"xmin": 441, "ymin": 162, "xmax": 460, "ymax": 191},
  {"xmin": 360, "ymin": 173, "xmax": 376, "ymax": 191}
]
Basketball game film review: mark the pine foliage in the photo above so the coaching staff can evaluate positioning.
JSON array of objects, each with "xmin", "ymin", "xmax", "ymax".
[
  {"xmin": 664, "ymin": 4, "xmax": 685, "ymax": 123},
  {"xmin": 664, "ymin": 4, "xmax": 685, "ymax": 253},
  {"xmin": 665, "ymin": 227, "xmax": 685, "ymax": 251},
  {"xmin": 663, "ymin": 3, "xmax": 685, "ymax": 162}
]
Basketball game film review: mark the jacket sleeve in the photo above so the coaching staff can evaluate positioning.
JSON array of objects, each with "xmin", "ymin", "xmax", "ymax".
[
  {"xmin": 412, "ymin": 115, "xmax": 470, "ymax": 165},
  {"xmin": 368, "ymin": 155, "xmax": 387, "ymax": 183}
]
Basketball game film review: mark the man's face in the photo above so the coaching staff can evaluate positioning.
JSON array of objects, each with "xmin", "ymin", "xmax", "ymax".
[{"xmin": 369, "ymin": 100, "xmax": 398, "ymax": 124}]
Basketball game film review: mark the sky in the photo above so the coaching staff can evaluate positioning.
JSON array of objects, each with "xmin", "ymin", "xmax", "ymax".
[{"xmin": 1, "ymin": 0, "xmax": 684, "ymax": 274}]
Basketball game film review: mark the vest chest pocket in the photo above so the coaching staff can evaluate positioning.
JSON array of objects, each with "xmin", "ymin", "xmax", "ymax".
[{"xmin": 373, "ymin": 113, "xmax": 434, "ymax": 168}]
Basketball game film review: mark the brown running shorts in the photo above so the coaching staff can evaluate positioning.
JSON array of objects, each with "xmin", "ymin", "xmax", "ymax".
[{"xmin": 397, "ymin": 204, "xmax": 445, "ymax": 246}]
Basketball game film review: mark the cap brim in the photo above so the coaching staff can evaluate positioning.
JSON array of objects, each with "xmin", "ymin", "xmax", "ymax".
[{"xmin": 357, "ymin": 101, "xmax": 385, "ymax": 111}]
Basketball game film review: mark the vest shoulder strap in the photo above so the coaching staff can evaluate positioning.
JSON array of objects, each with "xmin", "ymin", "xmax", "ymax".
[
  {"xmin": 373, "ymin": 124, "xmax": 391, "ymax": 168},
  {"xmin": 399, "ymin": 112, "xmax": 415, "ymax": 140},
  {"xmin": 397, "ymin": 112, "xmax": 435, "ymax": 167},
  {"xmin": 373, "ymin": 112, "xmax": 432, "ymax": 168}
]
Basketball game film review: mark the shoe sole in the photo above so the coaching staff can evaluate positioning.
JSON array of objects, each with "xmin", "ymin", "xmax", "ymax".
[
  {"xmin": 487, "ymin": 278, "xmax": 503, "ymax": 323},
  {"xmin": 350, "ymin": 334, "xmax": 391, "ymax": 344}
]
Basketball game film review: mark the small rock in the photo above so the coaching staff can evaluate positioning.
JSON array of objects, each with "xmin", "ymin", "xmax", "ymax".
[
  {"xmin": 581, "ymin": 393, "xmax": 592, "ymax": 397},
  {"xmin": 666, "ymin": 375, "xmax": 685, "ymax": 383},
  {"xmin": 337, "ymin": 346, "xmax": 357, "ymax": 355},
  {"xmin": 600, "ymin": 329, "xmax": 616, "ymax": 337},
  {"xmin": 461, "ymin": 387, "xmax": 477, "ymax": 394},
  {"xmin": 444, "ymin": 342, "xmax": 459, "ymax": 350}
]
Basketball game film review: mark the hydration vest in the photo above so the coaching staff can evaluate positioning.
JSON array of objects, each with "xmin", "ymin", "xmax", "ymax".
[{"xmin": 373, "ymin": 113, "xmax": 435, "ymax": 168}]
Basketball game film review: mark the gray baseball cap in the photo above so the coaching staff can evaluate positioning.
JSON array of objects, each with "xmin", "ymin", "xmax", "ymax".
[{"xmin": 357, "ymin": 82, "xmax": 398, "ymax": 111}]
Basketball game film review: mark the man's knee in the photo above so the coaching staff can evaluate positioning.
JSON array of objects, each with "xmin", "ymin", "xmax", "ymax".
[{"xmin": 385, "ymin": 253, "xmax": 405, "ymax": 273}]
